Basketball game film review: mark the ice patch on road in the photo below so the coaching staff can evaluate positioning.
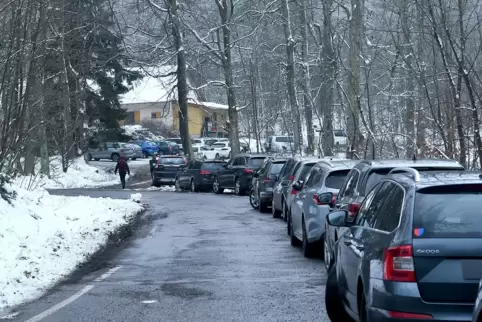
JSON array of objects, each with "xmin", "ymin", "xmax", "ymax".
[{"xmin": 0, "ymin": 183, "xmax": 144, "ymax": 311}]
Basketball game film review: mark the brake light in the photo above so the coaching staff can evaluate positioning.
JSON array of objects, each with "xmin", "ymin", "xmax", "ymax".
[
  {"xmin": 290, "ymin": 188, "xmax": 297, "ymax": 195},
  {"xmin": 264, "ymin": 178, "xmax": 271, "ymax": 183},
  {"xmin": 200, "ymin": 170, "xmax": 211, "ymax": 175},
  {"xmin": 347, "ymin": 202, "xmax": 360, "ymax": 218},
  {"xmin": 389, "ymin": 311, "xmax": 432, "ymax": 319},
  {"xmin": 288, "ymin": 175, "xmax": 294, "ymax": 181},
  {"xmin": 331, "ymin": 194, "xmax": 337, "ymax": 205},
  {"xmin": 383, "ymin": 245, "xmax": 416, "ymax": 282},
  {"xmin": 168, "ymin": 146, "xmax": 172, "ymax": 150},
  {"xmin": 313, "ymin": 195, "xmax": 322, "ymax": 205},
  {"xmin": 244, "ymin": 168, "xmax": 253, "ymax": 174}
]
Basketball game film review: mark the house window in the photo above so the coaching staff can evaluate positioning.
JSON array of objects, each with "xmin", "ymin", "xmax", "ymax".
[{"xmin": 151, "ymin": 112, "xmax": 161, "ymax": 119}]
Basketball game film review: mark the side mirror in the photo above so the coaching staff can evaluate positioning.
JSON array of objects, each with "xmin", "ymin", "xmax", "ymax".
[
  {"xmin": 316, "ymin": 192, "xmax": 334, "ymax": 206},
  {"xmin": 326, "ymin": 210, "xmax": 351, "ymax": 227},
  {"xmin": 292, "ymin": 180, "xmax": 303, "ymax": 191}
]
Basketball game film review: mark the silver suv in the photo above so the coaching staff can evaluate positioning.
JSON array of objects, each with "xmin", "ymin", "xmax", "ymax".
[{"xmin": 86, "ymin": 142, "xmax": 134, "ymax": 162}]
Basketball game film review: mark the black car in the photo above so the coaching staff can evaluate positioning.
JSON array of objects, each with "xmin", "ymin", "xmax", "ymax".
[
  {"xmin": 250, "ymin": 158, "xmax": 286, "ymax": 212},
  {"xmin": 157, "ymin": 140, "xmax": 182, "ymax": 155},
  {"xmin": 212, "ymin": 154, "xmax": 270, "ymax": 195},
  {"xmin": 175, "ymin": 160, "xmax": 227, "ymax": 192},
  {"xmin": 325, "ymin": 169, "xmax": 482, "ymax": 322},
  {"xmin": 151, "ymin": 156, "xmax": 188, "ymax": 187},
  {"xmin": 473, "ymin": 280, "xmax": 482, "ymax": 322},
  {"xmin": 324, "ymin": 158, "xmax": 465, "ymax": 270}
]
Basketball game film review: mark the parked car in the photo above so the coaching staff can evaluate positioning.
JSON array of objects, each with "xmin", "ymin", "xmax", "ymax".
[
  {"xmin": 175, "ymin": 160, "xmax": 227, "ymax": 192},
  {"xmin": 289, "ymin": 159, "xmax": 358, "ymax": 258},
  {"xmin": 201, "ymin": 142, "xmax": 231, "ymax": 160},
  {"xmin": 157, "ymin": 140, "xmax": 182, "ymax": 155},
  {"xmin": 333, "ymin": 129, "xmax": 347, "ymax": 146},
  {"xmin": 473, "ymin": 279, "xmax": 482, "ymax": 322},
  {"xmin": 212, "ymin": 154, "xmax": 270, "ymax": 195},
  {"xmin": 121, "ymin": 143, "xmax": 142, "ymax": 160},
  {"xmin": 151, "ymin": 156, "xmax": 188, "ymax": 187},
  {"xmin": 86, "ymin": 142, "xmax": 134, "ymax": 162},
  {"xmin": 264, "ymin": 135, "xmax": 295, "ymax": 153},
  {"xmin": 132, "ymin": 140, "xmax": 159, "ymax": 158},
  {"xmin": 250, "ymin": 158, "xmax": 286, "ymax": 212},
  {"xmin": 323, "ymin": 158, "xmax": 465, "ymax": 271},
  {"xmin": 325, "ymin": 169, "xmax": 482, "ymax": 322}
]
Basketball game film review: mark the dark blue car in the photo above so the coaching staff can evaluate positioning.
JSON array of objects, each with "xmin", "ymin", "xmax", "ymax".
[{"xmin": 132, "ymin": 140, "xmax": 159, "ymax": 158}]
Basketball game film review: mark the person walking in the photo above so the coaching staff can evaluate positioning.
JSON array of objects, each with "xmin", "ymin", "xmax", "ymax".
[{"xmin": 114, "ymin": 156, "xmax": 130, "ymax": 189}]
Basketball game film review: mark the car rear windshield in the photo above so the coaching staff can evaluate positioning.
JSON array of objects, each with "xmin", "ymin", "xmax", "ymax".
[
  {"xmin": 160, "ymin": 157, "xmax": 185, "ymax": 165},
  {"xmin": 413, "ymin": 185, "xmax": 482, "ymax": 238},
  {"xmin": 275, "ymin": 136, "xmax": 294, "ymax": 143},
  {"xmin": 298, "ymin": 162, "xmax": 316, "ymax": 181},
  {"xmin": 268, "ymin": 162, "xmax": 286, "ymax": 174},
  {"xmin": 202, "ymin": 162, "xmax": 226, "ymax": 170},
  {"xmin": 325, "ymin": 170, "xmax": 350, "ymax": 189},
  {"xmin": 248, "ymin": 157, "xmax": 265, "ymax": 168}
]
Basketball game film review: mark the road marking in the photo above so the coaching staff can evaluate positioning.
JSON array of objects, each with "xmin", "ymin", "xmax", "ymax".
[
  {"xmin": 94, "ymin": 265, "xmax": 123, "ymax": 282},
  {"xmin": 140, "ymin": 300, "xmax": 158, "ymax": 304},
  {"xmin": 25, "ymin": 285, "xmax": 94, "ymax": 322}
]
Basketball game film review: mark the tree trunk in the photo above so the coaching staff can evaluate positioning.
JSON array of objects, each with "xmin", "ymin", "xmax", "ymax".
[
  {"xmin": 169, "ymin": 0, "xmax": 192, "ymax": 157},
  {"xmin": 299, "ymin": 0, "xmax": 314, "ymax": 154},
  {"xmin": 281, "ymin": 0, "xmax": 302, "ymax": 153}
]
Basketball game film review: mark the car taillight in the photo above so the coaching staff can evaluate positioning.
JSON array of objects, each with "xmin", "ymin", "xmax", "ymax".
[
  {"xmin": 288, "ymin": 175, "xmax": 294, "ymax": 181},
  {"xmin": 200, "ymin": 170, "xmax": 211, "ymax": 175},
  {"xmin": 347, "ymin": 202, "xmax": 360, "ymax": 218},
  {"xmin": 388, "ymin": 311, "xmax": 432, "ymax": 319},
  {"xmin": 290, "ymin": 188, "xmax": 297, "ymax": 195},
  {"xmin": 313, "ymin": 195, "xmax": 322, "ymax": 205},
  {"xmin": 169, "ymin": 146, "xmax": 172, "ymax": 150},
  {"xmin": 244, "ymin": 168, "xmax": 253, "ymax": 174},
  {"xmin": 383, "ymin": 245, "xmax": 416, "ymax": 282},
  {"xmin": 331, "ymin": 194, "xmax": 337, "ymax": 205}
]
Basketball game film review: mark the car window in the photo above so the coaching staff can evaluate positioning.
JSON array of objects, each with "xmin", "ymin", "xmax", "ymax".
[
  {"xmin": 358, "ymin": 181, "xmax": 392, "ymax": 228},
  {"xmin": 202, "ymin": 162, "xmax": 226, "ymax": 171},
  {"xmin": 362, "ymin": 168, "xmax": 392, "ymax": 196},
  {"xmin": 233, "ymin": 157, "xmax": 246, "ymax": 166},
  {"xmin": 304, "ymin": 168, "xmax": 320, "ymax": 188},
  {"xmin": 343, "ymin": 170, "xmax": 360, "ymax": 198},
  {"xmin": 280, "ymin": 159, "xmax": 294, "ymax": 178},
  {"xmin": 275, "ymin": 136, "xmax": 294, "ymax": 143},
  {"xmin": 186, "ymin": 161, "xmax": 195, "ymax": 169},
  {"xmin": 248, "ymin": 157, "xmax": 265, "ymax": 168},
  {"xmin": 325, "ymin": 170, "xmax": 350, "ymax": 190},
  {"xmin": 297, "ymin": 162, "xmax": 316, "ymax": 182},
  {"xmin": 413, "ymin": 184, "xmax": 482, "ymax": 238},
  {"xmin": 334, "ymin": 130, "xmax": 346, "ymax": 137},
  {"xmin": 158, "ymin": 141, "xmax": 167, "ymax": 146},
  {"xmin": 268, "ymin": 162, "xmax": 286, "ymax": 175},
  {"xmin": 354, "ymin": 186, "xmax": 379, "ymax": 227},
  {"xmin": 372, "ymin": 183, "xmax": 404, "ymax": 232},
  {"xmin": 160, "ymin": 157, "xmax": 186, "ymax": 165}
]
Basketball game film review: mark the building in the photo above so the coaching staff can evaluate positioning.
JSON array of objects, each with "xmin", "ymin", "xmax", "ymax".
[{"xmin": 120, "ymin": 66, "xmax": 229, "ymax": 138}]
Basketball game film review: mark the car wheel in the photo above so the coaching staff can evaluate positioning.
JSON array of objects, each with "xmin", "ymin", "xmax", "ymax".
[
  {"xmin": 302, "ymin": 219, "xmax": 315, "ymax": 258},
  {"xmin": 249, "ymin": 189, "xmax": 259, "ymax": 209},
  {"xmin": 282, "ymin": 200, "xmax": 288, "ymax": 222},
  {"xmin": 259, "ymin": 198, "xmax": 268, "ymax": 213},
  {"xmin": 94, "ymin": 158, "xmax": 100, "ymax": 161},
  {"xmin": 143, "ymin": 151, "xmax": 148, "ymax": 158},
  {"xmin": 325, "ymin": 266, "xmax": 353, "ymax": 322},
  {"xmin": 289, "ymin": 215, "xmax": 300, "ymax": 246},
  {"xmin": 111, "ymin": 153, "xmax": 120, "ymax": 162},
  {"xmin": 234, "ymin": 178, "xmax": 243, "ymax": 196},
  {"xmin": 190, "ymin": 179, "xmax": 197, "ymax": 192},
  {"xmin": 213, "ymin": 177, "xmax": 224, "ymax": 194},
  {"xmin": 132, "ymin": 157, "xmax": 137, "ymax": 161},
  {"xmin": 272, "ymin": 199, "xmax": 281, "ymax": 218}
]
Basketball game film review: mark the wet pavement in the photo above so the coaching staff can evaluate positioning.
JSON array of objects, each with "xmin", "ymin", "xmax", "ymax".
[{"xmin": 6, "ymin": 179, "xmax": 329, "ymax": 321}]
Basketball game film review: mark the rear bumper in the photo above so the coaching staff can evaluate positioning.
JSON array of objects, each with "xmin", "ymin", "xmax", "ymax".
[
  {"xmin": 367, "ymin": 279, "xmax": 473, "ymax": 321},
  {"xmin": 260, "ymin": 190, "xmax": 274, "ymax": 202},
  {"xmin": 153, "ymin": 172, "xmax": 177, "ymax": 184}
]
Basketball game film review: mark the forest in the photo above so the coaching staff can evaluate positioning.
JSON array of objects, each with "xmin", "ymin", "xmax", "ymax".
[{"xmin": 1, "ymin": 0, "xmax": 481, "ymax": 181}]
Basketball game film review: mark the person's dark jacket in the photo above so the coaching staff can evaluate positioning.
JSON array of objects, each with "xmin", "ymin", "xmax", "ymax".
[{"xmin": 115, "ymin": 157, "xmax": 130, "ymax": 175}]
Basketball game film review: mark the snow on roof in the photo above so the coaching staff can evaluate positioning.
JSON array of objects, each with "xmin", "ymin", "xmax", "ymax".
[
  {"xmin": 120, "ymin": 65, "xmax": 198, "ymax": 104},
  {"xmin": 189, "ymin": 99, "xmax": 229, "ymax": 110}
]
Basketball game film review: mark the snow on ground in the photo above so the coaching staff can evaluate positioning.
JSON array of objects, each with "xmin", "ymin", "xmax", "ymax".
[
  {"xmin": 0, "ymin": 183, "xmax": 144, "ymax": 311},
  {"xmin": 14, "ymin": 157, "xmax": 126, "ymax": 190},
  {"xmin": 138, "ymin": 185, "xmax": 176, "ymax": 192}
]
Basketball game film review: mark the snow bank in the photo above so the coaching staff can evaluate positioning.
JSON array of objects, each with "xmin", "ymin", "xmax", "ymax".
[
  {"xmin": 14, "ymin": 157, "xmax": 119, "ymax": 190},
  {"xmin": 0, "ymin": 183, "xmax": 144, "ymax": 311}
]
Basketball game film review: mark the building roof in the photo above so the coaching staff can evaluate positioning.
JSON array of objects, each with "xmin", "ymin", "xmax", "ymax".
[{"xmin": 120, "ymin": 66, "xmax": 229, "ymax": 111}]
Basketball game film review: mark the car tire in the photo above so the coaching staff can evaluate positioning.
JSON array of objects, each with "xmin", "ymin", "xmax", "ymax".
[
  {"xmin": 302, "ymin": 219, "xmax": 316, "ymax": 258},
  {"xmin": 259, "ymin": 198, "xmax": 268, "ymax": 213},
  {"xmin": 132, "ymin": 157, "xmax": 137, "ymax": 161},
  {"xmin": 289, "ymin": 215, "xmax": 300, "ymax": 246},
  {"xmin": 326, "ymin": 266, "xmax": 353, "ymax": 322},
  {"xmin": 190, "ymin": 179, "xmax": 197, "ymax": 192},
  {"xmin": 143, "ymin": 152, "xmax": 148, "ymax": 158},
  {"xmin": 282, "ymin": 200, "xmax": 288, "ymax": 222},
  {"xmin": 249, "ymin": 189, "xmax": 259, "ymax": 209},
  {"xmin": 94, "ymin": 158, "xmax": 100, "ymax": 161},
  {"xmin": 272, "ymin": 199, "xmax": 282, "ymax": 218},
  {"xmin": 213, "ymin": 177, "xmax": 224, "ymax": 194},
  {"xmin": 111, "ymin": 153, "xmax": 120, "ymax": 162}
]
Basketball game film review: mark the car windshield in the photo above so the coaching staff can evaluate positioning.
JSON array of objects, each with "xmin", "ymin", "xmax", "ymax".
[
  {"xmin": 334, "ymin": 130, "xmax": 346, "ymax": 137},
  {"xmin": 275, "ymin": 136, "xmax": 293, "ymax": 143},
  {"xmin": 268, "ymin": 162, "xmax": 285, "ymax": 174},
  {"xmin": 325, "ymin": 170, "xmax": 350, "ymax": 189},
  {"xmin": 212, "ymin": 143, "xmax": 226, "ymax": 148},
  {"xmin": 168, "ymin": 138, "xmax": 182, "ymax": 144},
  {"xmin": 414, "ymin": 185, "xmax": 482, "ymax": 238},
  {"xmin": 248, "ymin": 157, "xmax": 265, "ymax": 168},
  {"xmin": 202, "ymin": 162, "xmax": 226, "ymax": 170},
  {"xmin": 160, "ymin": 157, "xmax": 185, "ymax": 165}
]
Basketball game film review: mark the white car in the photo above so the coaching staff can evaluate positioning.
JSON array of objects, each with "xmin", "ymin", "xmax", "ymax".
[{"xmin": 200, "ymin": 142, "xmax": 231, "ymax": 160}]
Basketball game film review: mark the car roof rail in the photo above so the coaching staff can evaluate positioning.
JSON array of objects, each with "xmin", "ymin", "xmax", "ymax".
[{"xmin": 388, "ymin": 167, "xmax": 421, "ymax": 182}]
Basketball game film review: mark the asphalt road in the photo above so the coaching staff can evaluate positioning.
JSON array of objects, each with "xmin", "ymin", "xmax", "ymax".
[{"xmin": 5, "ymin": 176, "xmax": 330, "ymax": 321}]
